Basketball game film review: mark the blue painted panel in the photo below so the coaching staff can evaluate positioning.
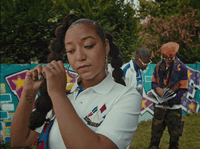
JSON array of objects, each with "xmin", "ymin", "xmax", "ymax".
[
  {"xmin": 0, "ymin": 122, "xmax": 2, "ymax": 130},
  {"xmin": 5, "ymin": 137, "xmax": 11, "ymax": 143},
  {"xmin": 0, "ymin": 112, "xmax": 8, "ymax": 119},
  {"xmin": 0, "ymin": 94, "xmax": 12, "ymax": 102},
  {"xmin": 5, "ymin": 122, "xmax": 11, "ymax": 127},
  {"xmin": 5, "ymin": 127, "xmax": 10, "ymax": 134}
]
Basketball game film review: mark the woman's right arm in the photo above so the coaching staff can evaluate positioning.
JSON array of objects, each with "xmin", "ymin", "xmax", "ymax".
[
  {"xmin": 10, "ymin": 89, "xmax": 39, "ymax": 147},
  {"xmin": 10, "ymin": 66, "xmax": 43, "ymax": 147}
]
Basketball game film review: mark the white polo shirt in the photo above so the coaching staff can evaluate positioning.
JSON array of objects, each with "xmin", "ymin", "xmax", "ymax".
[
  {"xmin": 122, "ymin": 60, "xmax": 143, "ymax": 96},
  {"xmin": 35, "ymin": 73, "xmax": 142, "ymax": 149}
]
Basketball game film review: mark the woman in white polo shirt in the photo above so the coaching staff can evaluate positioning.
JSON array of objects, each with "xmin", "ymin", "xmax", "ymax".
[{"xmin": 11, "ymin": 14, "xmax": 142, "ymax": 149}]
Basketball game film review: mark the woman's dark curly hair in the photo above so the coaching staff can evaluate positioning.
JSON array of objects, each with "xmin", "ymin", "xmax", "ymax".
[{"xmin": 29, "ymin": 14, "xmax": 125, "ymax": 130}]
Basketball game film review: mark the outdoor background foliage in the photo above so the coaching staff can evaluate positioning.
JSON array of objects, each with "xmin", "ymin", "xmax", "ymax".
[
  {"xmin": 138, "ymin": 0, "xmax": 200, "ymax": 63},
  {"xmin": 1, "ymin": 0, "xmax": 200, "ymax": 64}
]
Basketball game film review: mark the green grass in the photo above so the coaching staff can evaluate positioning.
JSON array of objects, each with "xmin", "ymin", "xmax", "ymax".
[
  {"xmin": 1, "ymin": 113, "xmax": 200, "ymax": 149},
  {"xmin": 130, "ymin": 113, "xmax": 200, "ymax": 149}
]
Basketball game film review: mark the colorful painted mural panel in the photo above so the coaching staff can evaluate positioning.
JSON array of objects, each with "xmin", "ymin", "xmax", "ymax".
[
  {"xmin": 139, "ymin": 63, "xmax": 200, "ymax": 122},
  {"xmin": 0, "ymin": 64, "xmax": 76, "ymax": 143},
  {"xmin": 0, "ymin": 63, "xmax": 199, "ymax": 143}
]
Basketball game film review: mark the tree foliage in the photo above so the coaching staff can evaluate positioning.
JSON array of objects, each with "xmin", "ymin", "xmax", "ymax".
[
  {"xmin": 138, "ymin": 0, "xmax": 200, "ymax": 20},
  {"xmin": 44, "ymin": 0, "xmax": 141, "ymax": 62},
  {"xmin": 140, "ymin": 8, "xmax": 200, "ymax": 63},
  {"xmin": 138, "ymin": 0, "xmax": 200, "ymax": 63},
  {"xmin": 1, "ymin": 0, "xmax": 57, "ymax": 64},
  {"xmin": 1, "ymin": 0, "xmax": 140, "ymax": 64},
  {"xmin": 2, "ymin": 0, "xmax": 199, "ymax": 64}
]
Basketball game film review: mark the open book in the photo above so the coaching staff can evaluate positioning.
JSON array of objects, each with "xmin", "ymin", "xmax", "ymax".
[{"xmin": 146, "ymin": 88, "xmax": 176, "ymax": 104}]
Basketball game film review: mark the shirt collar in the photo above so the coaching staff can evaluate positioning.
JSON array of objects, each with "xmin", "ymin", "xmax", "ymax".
[
  {"xmin": 70, "ymin": 73, "xmax": 114, "ymax": 95},
  {"xmin": 131, "ymin": 59, "xmax": 140, "ymax": 71}
]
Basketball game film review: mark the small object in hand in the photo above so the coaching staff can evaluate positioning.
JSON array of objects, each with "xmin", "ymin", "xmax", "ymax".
[
  {"xmin": 50, "ymin": 66, "xmax": 55, "ymax": 69},
  {"xmin": 38, "ymin": 75, "xmax": 44, "ymax": 80}
]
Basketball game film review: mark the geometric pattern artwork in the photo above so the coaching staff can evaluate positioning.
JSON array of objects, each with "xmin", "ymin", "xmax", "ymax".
[
  {"xmin": 0, "ymin": 64, "xmax": 77, "ymax": 143},
  {"xmin": 0, "ymin": 63, "xmax": 199, "ymax": 143},
  {"xmin": 5, "ymin": 70, "xmax": 28, "ymax": 100},
  {"xmin": 4, "ymin": 68, "xmax": 77, "ymax": 101},
  {"xmin": 4, "ymin": 126, "xmax": 11, "ymax": 136},
  {"xmin": 140, "ymin": 65, "xmax": 200, "ymax": 116}
]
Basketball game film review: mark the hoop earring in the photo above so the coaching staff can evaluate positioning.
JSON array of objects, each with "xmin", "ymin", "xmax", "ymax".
[{"xmin": 67, "ymin": 64, "xmax": 79, "ymax": 78}]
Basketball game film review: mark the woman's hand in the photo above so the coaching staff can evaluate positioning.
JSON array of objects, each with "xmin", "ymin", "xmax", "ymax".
[
  {"xmin": 23, "ymin": 64, "xmax": 44, "ymax": 95},
  {"xmin": 156, "ymin": 87, "xmax": 164, "ymax": 97},
  {"xmin": 42, "ymin": 60, "xmax": 67, "ymax": 98}
]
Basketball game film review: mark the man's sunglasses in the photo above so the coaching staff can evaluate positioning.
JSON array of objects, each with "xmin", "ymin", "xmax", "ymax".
[
  {"xmin": 163, "ymin": 56, "xmax": 174, "ymax": 61},
  {"xmin": 139, "ymin": 58, "xmax": 152, "ymax": 66}
]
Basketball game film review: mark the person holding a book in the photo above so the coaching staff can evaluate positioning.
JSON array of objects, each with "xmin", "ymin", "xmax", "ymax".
[
  {"xmin": 149, "ymin": 42, "xmax": 188, "ymax": 149},
  {"xmin": 122, "ymin": 48, "xmax": 151, "ymax": 96}
]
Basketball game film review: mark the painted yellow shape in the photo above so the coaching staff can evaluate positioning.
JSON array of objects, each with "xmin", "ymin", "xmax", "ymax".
[
  {"xmin": 66, "ymin": 83, "xmax": 75, "ymax": 91},
  {"xmin": 141, "ymin": 99, "xmax": 147, "ymax": 109},
  {"xmin": 3, "ymin": 120, "xmax": 12, "ymax": 123},
  {"xmin": 188, "ymin": 102, "xmax": 196, "ymax": 112},
  {"xmin": 13, "ymin": 76, "xmax": 24, "ymax": 90},
  {"xmin": 0, "ymin": 83, "xmax": 6, "ymax": 93},
  {"xmin": 4, "ymin": 126, "xmax": 11, "ymax": 136},
  {"xmin": 187, "ymin": 69, "xmax": 192, "ymax": 80},
  {"xmin": 67, "ymin": 75, "xmax": 71, "ymax": 83}
]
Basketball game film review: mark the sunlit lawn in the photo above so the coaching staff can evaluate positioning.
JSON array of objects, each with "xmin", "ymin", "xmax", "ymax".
[
  {"xmin": 1, "ymin": 113, "xmax": 200, "ymax": 149},
  {"xmin": 130, "ymin": 113, "xmax": 200, "ymax": 149}
]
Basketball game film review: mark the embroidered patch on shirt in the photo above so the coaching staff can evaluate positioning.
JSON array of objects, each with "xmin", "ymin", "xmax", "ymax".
[{"xmin": 84, "ymin": 104, "xmax": 107, "ymax": 127}]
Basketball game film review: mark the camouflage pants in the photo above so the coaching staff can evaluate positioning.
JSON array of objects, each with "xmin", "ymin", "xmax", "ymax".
[{"xmin": 149, "ymin": 107, "xmax": 184, "ymax": 149}]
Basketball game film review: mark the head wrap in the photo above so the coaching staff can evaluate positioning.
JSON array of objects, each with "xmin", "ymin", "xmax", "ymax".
[{"xmin": 161, "ymin": 42, "xmax": 179, "ymax": 58}]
